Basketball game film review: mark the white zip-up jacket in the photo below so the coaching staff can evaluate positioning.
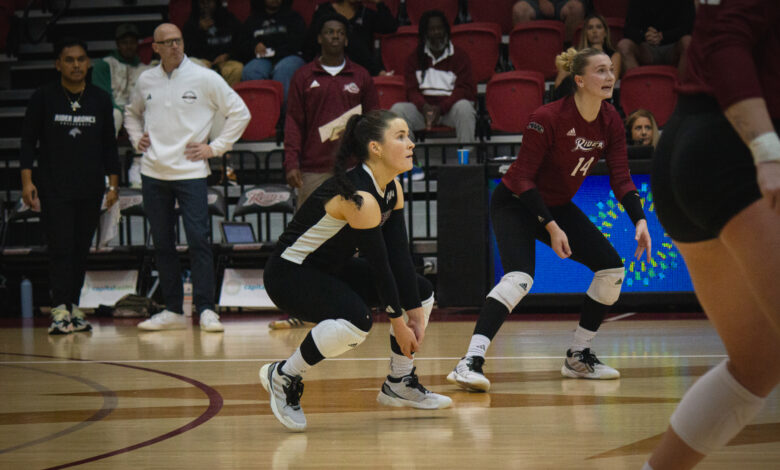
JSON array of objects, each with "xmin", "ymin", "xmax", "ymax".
[{"xmin": 124, "ymin": 57, "xmax": 250, "ymax": 180}]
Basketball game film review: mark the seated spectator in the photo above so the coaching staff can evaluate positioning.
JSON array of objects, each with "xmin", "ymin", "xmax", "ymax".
[
  {"xmin": 616, "ymin": 0, "xmax": 694, "ymax": 75},
  {"xmin": 241, "ymin": 0, "xmax": 306, "ymax": 101},
  {"xmin": 625, "ymin": 108, "xmax": 659, "ymax": 147},
  {"xmin": 390, "ymin": 10, "xmax": 476, "ymax": 143},
  {"xmin": 553, "ymin": 13, "xmax": 620, "ymax": 99},
  {"xmin": 183, "ymin": 0, "xmax": 244, "ymax": 86},
  {"xmin": 91, "ymin": 23, "xmax": 153, "ymax": 187},
  {"xmin": 512, "ymin": 0, "xmax": 585, "ymax": 44},
  {"xmin": 307, "ymin": 0, "xmax": 398, "ymax": 75}
]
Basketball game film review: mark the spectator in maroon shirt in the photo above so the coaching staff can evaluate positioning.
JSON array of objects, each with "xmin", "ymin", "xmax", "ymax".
[
  {"xmin": 616, "ymin": 0, "xmax": 695, "ymax": 76},
  {"xmin": 446, "ymin": 47, "xmax": 651, "ymax": 392},
  {"xmin": 284, "ymin": 13, "xmax": 379, "ymax": 208},
  {"xmin": 647, "ymin": 1, "xmax": 780, "ymax": 468},
  {"xmin": 390, "ymin": 10, "xmax": 476, "ymax": 143}
]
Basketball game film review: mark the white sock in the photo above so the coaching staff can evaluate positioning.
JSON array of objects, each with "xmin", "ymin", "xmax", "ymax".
[
  {"xmin": 281, "ymin": 349, "xmax": 310, "ymax": 378},
  {"xmin": 466, "ymin": 334, "xmax": 491, "ymax": 358},
  {"xmin": 570, "ymin": 326, "xmax": 597, "ymax": 351},
  {"xmin": 389, "ymin": 349, "xmax": 414, "ymax": 378}
]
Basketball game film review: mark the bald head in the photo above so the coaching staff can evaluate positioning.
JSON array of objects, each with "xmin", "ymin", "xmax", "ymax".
[
  {"xmin": 152, "ymin": 23, "xmax": 185, "ymax": 72},
  {"xmin": 154, "ymin": 23, "xmax": 181, "ymax": 42}
]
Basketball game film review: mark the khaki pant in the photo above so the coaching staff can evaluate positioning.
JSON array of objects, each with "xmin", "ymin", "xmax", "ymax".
[
  {"xmin": 297, "ymin": 171, "xmax": 333, "ymax": 210},
  {"xmin": 190, "ymin": 57, "xmax": 244, "ymax": 87}
]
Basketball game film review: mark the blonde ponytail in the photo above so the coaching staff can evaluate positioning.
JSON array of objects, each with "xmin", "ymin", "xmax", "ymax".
[{"xmin": 555, "ymin": 47, "xmax": 578, "ymax": 74}]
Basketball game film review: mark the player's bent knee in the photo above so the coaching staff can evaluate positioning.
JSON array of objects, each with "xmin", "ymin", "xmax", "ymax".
[
  {"xmin": 487, "ymin": 271, "xmax": 533, "ymax": 311},
  {"xmin": 586, "ymin": 267, "xmax": 624, "ymax": 305},
  {"xmin": 670, "ymin": 360, "xmax": 765, "ymax": 455},
  {"xmin": 310, "ymin": 318, "xmax": 369, "ymax": 358}
]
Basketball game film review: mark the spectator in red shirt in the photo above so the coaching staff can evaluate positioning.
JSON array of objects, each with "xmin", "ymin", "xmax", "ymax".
[
  {"xmin": 390, "ymin": 10, "xmax": 476, "ymax": 143},
  {"xmin": 446, "ymin": 47, "xmax": 651, "ymax": 392},
  {"xmin": 284, "ymin": 13, "xmax": 379, "ymax": 208},
  {"xmin": 647, "ymin": 1, "xmax": 780, "ymax": 468}
]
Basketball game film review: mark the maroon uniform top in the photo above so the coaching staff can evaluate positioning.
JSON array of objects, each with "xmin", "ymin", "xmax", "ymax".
[
  {"xmin": 284, "ymin": 58, "xmax": 379, "ymax": 173},
  {"xmin": 678, "ymin": 0, "xmax": 780, "ymax": 118},
  {"xmin": 502, "ymin": 96, "xmax": 636, "ymax": 206}
]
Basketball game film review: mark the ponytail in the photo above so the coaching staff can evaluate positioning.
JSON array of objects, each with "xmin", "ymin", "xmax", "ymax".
[{"xmin": 330, "ymin": 109, "xmax": 399, "ymax": 208}]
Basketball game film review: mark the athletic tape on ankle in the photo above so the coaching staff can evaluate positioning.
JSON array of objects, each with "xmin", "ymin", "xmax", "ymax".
[
  {"xmin": 310, "ymin": 319, "xmax": 369, "ymax": 358},
  {"xmin": 749, "ymin": 131, "xmax": 780, "ymax": 165},
  {"xmin": 487, "ymin": 272, "xmax": 533, "ymax": 311},
  {"xmin": 669, "ymin": 360, "xmax": 765, "ymax": 455}
]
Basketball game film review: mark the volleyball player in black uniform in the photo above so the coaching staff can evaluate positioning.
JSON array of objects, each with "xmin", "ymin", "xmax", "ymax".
[
  {"xmin": 645, "ymin": 1, "xmax": 780, "ymax": 469},
  {"xmin": 259, "ymin": 110, "xmax": 451, "ymax": 432}
]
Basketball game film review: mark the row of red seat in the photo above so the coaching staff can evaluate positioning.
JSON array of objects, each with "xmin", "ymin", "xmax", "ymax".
[
  {"xmin": 168, "ymin": 0, "xmax": 629, "ymax": 36},
  {"xmin": 234, "ymin": 64, "xmax": 678, "ymax": 141}
]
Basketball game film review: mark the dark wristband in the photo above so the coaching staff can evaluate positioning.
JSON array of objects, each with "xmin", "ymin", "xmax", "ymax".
[
  {"xmin": 515, "ymin": 188, "xmax": 555, "ymax": 226},
  {"xmin": 621, "ymin": 190, "xmax": 646, "ymax": 225}
]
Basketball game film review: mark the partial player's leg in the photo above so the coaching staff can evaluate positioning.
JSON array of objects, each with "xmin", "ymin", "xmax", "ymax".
[
  {"xmin": 549, "ymin": 203, "xmax": 625, "ymax": 379},
  {"xmin": 448, "ymin": 183, "xmax": 538, "ymax": 391},
  {"xmin": 645, "ymin": 236, "xmax": 780, "ymax": 470}
]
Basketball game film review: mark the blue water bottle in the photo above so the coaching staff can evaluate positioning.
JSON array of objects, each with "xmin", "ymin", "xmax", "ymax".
[{"xmin": 21, "ymin": 277, "xmax": 33, "ymax": 318}]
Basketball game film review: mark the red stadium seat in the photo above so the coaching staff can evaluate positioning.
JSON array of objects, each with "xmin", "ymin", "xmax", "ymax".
[
  {"xmin": 233, "ymin": 80, "xmax": 284, "ymax": 140},
  {"xmin": 373, "ymin": 75, "xmax": 407, "ymax": 110},
  {"xmin": 619, "ymin": 65, "xmax": 678, "ymax": 127},
  {"xmin": 292, "ymin": 0, "xmax": 317, "ymax": 27},
  {"xmin": 451, "ymin": 22, "xmax": 501, "ymax": 83},
  {"xmin": 406, "ymin": 0, "xmax": 459, "ymax": 25},
  {"xmin": 467, "ymin": 0, "xmax": 515, "ymax": 35},
  {"xmin": 573, "ymin": 17, "xmax": 624, "ymax": 49},
  {"xmin": 138, "ymin": 36, "xmax": 154, "ymax": 64},
  {"xmin": 380, "ymin": 25, "xmax": 419, "ymax": 75},
  {"xmin": 486, "ymin": 71, "xmax": 545, "ymax": 133},
  {"xmin": 226, "ymin": 0, "xmax": 251, "ymax": 22},
  {"xmin": 593, "ymin": 0, "xmax": 629, "ymax": 19},
  {"xmin": 508, "ymin": 20, "xmax": 565, "ymax": 80}
]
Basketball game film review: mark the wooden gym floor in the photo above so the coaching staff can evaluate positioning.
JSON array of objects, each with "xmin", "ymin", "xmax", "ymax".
[{"xmin": 1, "ymin": 312, "xmax": 778, "ymax": 469}]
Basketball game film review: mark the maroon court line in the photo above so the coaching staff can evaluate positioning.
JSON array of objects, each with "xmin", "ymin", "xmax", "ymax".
[
  {"xmin": 0, "ymin": 364, "xmax": 118, "ymax": 454},
  {"xmin": 0, "ymin": 352, "xmax": 224, "ymax": 469}
]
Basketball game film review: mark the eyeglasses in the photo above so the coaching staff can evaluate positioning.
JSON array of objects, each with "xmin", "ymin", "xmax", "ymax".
[{"xmin": 154, "ymin": 38, "xmax": 183, "ymax": 47}]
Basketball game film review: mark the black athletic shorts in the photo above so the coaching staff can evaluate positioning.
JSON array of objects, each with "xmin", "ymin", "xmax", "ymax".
[
  {"xmin": 491, "ymin": 182, "xmax": 623, "ymax": 278},
  {"xmin": 263, "ymin": 253, "xmax": 433, "ymax": 332},
  {"xmin": 651, "ymin": 95, "xmax": 768, "ymax": 243}
]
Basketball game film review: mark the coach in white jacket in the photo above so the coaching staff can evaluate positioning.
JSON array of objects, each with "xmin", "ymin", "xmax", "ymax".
[{"xmin": 125, "ymin": 23, "xmax": 250, "ymax": 333}]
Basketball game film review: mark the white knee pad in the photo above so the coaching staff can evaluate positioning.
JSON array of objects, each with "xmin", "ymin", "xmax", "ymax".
[
  {"xmin": 310, "ymin": 319, "xmax": 369, "ymax": 358},
  {"xmin": 669, "ymin": 360, "xmax": 766, "ymax": 455},
  {"xmin": 586, "ymin": 267, "xmax": 624, "ymax": 305},
  {"xmin": 390, "ymin": 294, "xmax": 435, "ymax": 336},
  {"xmin": 487, "ymin": 271, "xmax": 533, "ymax": 312}
]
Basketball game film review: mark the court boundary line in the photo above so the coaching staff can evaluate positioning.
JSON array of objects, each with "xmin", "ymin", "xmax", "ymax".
[{"xmin": 0, "ymin": 354, "xmax": 729, "ymax": 365}]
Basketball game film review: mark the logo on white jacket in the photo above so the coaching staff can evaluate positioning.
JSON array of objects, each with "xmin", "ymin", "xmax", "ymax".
[
  {"xmin": 343, "ymin": 82, "xmax": 360, "ymax": 94},
  {"xmin": 181, "ymin": 91, "xmax": 198, "ymax": 103},
  {"xmin": 571, "ymin": 137, "xmax": 604, "ymax": 152}
]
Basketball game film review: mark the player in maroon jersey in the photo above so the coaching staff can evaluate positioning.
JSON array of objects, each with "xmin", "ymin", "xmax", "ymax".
[
  {"xmin": 646, "ymin": 1, "xmax": 780, "ymax": 468},
  {"xmin": 446, "ymin": 47, "xmax": 652, "ymax": 391}
]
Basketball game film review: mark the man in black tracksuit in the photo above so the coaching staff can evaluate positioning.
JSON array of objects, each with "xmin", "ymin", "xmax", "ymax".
[{"xmin": 20, "ymin": 38, "xmax": 120, "ymax": 335}]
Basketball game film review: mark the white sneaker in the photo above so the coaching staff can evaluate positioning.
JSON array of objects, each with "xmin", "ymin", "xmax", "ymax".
[
  {"xmin": 70, "ymin": 306, "xmax": 92, "ymax": 332},
  {"xmin": 377, "ymin": 367, "xmax": 452, "ymax": 409},
  {"xmin": 446, "ymin": 356, "xmax": 491, "ymax": 392},
  {"xmin": 199, "ymin": 309, "xmax": 224, "ymax": 332},
  {"xmin": 260, "ymin": 361, "xmax": 307, "ymax": 431},
  {"xmin": 137, "ymin": 310, "xmax": 188, "ymax": 331},
  {"xmin": 561, "ymin": 348, "xmax": 620, "ymax": 380},
  {"xmin": 48, "ymin": 306, "xmax": 72, "ymax": 335}
]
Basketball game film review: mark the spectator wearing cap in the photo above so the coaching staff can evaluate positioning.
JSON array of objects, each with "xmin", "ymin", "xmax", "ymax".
[{"xmin": 91, "ymin": 23, "xmax": 154, "ymax": 136}]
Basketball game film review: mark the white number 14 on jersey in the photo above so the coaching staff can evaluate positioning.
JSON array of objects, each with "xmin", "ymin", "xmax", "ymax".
[{"xmin": 571, "ymin": 156, "xmax": 595, "ymax": 176}]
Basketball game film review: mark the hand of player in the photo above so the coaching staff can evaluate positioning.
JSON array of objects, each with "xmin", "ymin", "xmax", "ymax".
[
  {"xmin": 184, "ymin": 142, "xmax": 214, "ymax": 161},
  {"xmin": 547, "ymin": 222, "xmax": 571, "ymax": 259},
  {"xmin": 404, "ymin": 306, "xmax": 426, "ymax": 345},
  {"xmin": 390, "ymin": 316, "xmax": 418, "ymax": 359},
  {"xmin": 286, "ymin": 169, "xmax": 303, "ymax": 188},
  {"xmin": 105, "ymin": 188, "xmax": 119, "ymax": 208},
  {"xmin": 757, "ymin": 160, "xmax": 780, "ymax": 214},
  {"xmin": 22, "ymin": 182, "xmax": 40, "ymax": 211},
  {"xmin": 137, "ymin": 132, "xmax": 151, "ymax": 153},
  {"xmin": 634, "ymin": 219, "xmax": 652, "ymax": 262}
]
